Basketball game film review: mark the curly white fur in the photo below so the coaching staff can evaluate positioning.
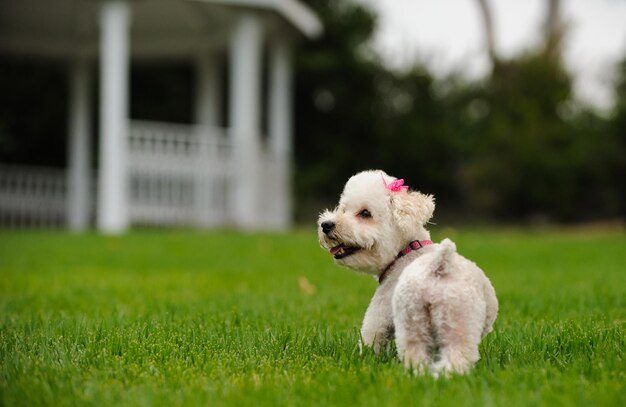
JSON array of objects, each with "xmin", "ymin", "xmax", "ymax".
[{"xmin": 318, "ymin": 170, "xmax": 498, "ymax": 376}]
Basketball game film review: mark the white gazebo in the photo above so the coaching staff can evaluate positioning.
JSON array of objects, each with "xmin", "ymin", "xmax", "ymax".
[{"xmin": 0, "ymin": 0, "xmax": 321, "ymax": 233}]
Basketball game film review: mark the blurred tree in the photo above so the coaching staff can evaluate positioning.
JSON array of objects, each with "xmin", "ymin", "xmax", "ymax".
[
  {"xmin": 294, "ymin": 0, "xmax": 388, "ymax": 215},
  {"xmin": 607, "ymin": 58, "xmax": 626, "ymax": 218},
  {"xmin": 294, "ymin": 0, "xmax": 462, "ymax": 220},
  {"xmin": 474, "ymin": 0, "xmax": 498, "ymax": 66},
  {"xmin": 460, "ymin": 0, "xmax": 624, "ymax": 222},
  {"xmin": 543, "ymin": 0, "xmax": 564, "ymax": 61},
  {"xmin": 475, "ymin": 0, "xmax": 564, "ymax": 68}
]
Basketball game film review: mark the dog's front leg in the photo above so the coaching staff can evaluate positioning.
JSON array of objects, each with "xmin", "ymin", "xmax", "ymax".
[{"xmin": 360, "ymin": 287, "xmax": 394, "ymax": 354}]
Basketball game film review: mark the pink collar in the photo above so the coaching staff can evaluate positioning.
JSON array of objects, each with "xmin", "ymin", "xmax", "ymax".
[{"xmin": 378, "ymin": 240, "xmax": 433, "ymax": 284}]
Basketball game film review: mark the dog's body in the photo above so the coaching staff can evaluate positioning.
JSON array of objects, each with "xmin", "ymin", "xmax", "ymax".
[{"xmin": 318, "ymin": 170, "xmax": 498, "ymax": 376}]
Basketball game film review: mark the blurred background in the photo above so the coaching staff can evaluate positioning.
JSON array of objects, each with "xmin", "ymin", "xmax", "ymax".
[{"xmin": 0, "ymin": 0, "xmax": 625, "ymax": 231}]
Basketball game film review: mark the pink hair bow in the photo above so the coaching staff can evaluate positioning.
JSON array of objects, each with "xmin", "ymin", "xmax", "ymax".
[{"xmin": 382, "ymin": 175, "xmax": 409, "ymax": 192}]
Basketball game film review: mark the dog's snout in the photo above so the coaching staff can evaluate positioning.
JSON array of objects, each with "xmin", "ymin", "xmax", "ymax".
[{"xmin": 321, "ymin": 221, "xmax": 336, "ymax": 235}]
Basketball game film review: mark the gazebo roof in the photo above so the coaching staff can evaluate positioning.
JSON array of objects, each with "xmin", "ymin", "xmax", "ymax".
[
  {"xmin": 200, "ymin": 0, "xmax": 322, "ymax": 38},
  {"xmin": 0, "ymin": 0, "xmax": 322, "ymax": 59}
]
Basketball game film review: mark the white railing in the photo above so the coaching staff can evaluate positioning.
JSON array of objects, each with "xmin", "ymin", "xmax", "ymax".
[
  {"xmin": 0, "ymin": 164, "xmax": 67, "ymax": 228},
  {"xmin": 128, "ymin": 120, "xmax": 233, "ymax": 227},
  {"xmin": 0, "ymin": 120, "xmax": 286, "ymax": 229}
]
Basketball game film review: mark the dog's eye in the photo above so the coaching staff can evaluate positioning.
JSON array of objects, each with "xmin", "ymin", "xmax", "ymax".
[{"xmin": 358, "ymin": 209, "xmax": 372, "ymax": 218}]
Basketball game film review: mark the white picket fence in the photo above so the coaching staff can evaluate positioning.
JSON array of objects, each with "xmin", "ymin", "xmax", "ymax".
[
  {"xmin": 0, "ymin": 164, "xmax": 67, "ymax": 228},
  {"xmin": 0, "ymin": 120, "xmax": 285, "ymax": 229},
  {"xmin": 127, "ymin": 120, "xmax": 233, "ymax": 227}
]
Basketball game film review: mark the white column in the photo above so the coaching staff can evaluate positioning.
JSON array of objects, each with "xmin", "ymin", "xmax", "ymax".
[
  {"xmin": 67, "ymin": 58, "xmax": 92, "ymax": 231},
  {"xmin": 268, "ymin": 38, "xmax": 293, "ymax": 229},
  {"xmin": 229, "ymin": 13, "xmax": 263, "ymax": 229},
  {"xmin": 194, "ymin": 55, "xmax": 222, "ymax": 227},
  {"xmin": 195, "ymin": 55, "xmax": 222, "ymax": 127},
  {"xmin": 97, "ymin": 0, "xmax": 130, "ymax": 234}
]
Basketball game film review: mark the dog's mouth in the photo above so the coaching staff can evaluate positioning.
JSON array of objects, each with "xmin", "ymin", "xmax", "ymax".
[{"xmin": 329, "ymin": 243, "xmax": 361, "ymax": 259}]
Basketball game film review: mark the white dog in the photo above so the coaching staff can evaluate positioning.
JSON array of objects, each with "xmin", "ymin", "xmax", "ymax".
[{"xmin": 318, "ymin": 170, "xmax": 498, "ymax": 376}]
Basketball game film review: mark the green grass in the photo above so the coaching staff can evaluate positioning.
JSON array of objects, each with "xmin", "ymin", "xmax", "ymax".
[{"xmin": 0, "ymin": 228, "xmax": 624, "ymax": 406}]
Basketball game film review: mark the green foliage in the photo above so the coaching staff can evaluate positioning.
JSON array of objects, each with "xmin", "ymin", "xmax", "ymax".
[
  {"xmin": 0, "ymin": 230, "xmax": 625, "ymax": 406},
  {"xmin": 295, "ymin": 1, "xmax": 626, "ymax": 223},
  {"xmin": 607, "ymin": 58, "xmax": 626, "ymax": 217},
  {"xmin": 295, "ymin": 2, "xmax": 465, "ymax": 218},
  {"xmin": 462, "ymin": 54, "xmax": 585, "ymax": 220},
  {"xmin": 468, "ymin": 52, "xmax": 626, "ymax": 221},
  {"xmin": 294, "ymin": 1, "xmax": 386, "ymax": 203}
]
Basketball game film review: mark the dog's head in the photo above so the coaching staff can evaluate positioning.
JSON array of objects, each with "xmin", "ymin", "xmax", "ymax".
[{"xmin": 318, "ymin": 170, "xmax": 435, "ymax": 274}]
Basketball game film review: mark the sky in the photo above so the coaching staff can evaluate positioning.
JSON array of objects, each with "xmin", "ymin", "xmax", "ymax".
[{"xmin": 359, "ymin": 0, "xmax": 626, "ymax": 111}]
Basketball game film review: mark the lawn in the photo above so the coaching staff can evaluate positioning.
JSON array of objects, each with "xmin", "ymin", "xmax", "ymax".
[{"xmin": 0, "ymin": 227, "xmax": 624, "ymax": 406}]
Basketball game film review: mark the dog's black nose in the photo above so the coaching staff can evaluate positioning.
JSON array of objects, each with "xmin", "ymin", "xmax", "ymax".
[{"xmin": 321, "ymin": 221, "xmax": 335, "ymax": 234}]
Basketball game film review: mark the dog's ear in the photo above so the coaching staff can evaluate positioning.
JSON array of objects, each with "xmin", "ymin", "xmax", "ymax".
[{"xmin": 391, "ymin": 191, "xmax": 435, "ymax": 236}]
